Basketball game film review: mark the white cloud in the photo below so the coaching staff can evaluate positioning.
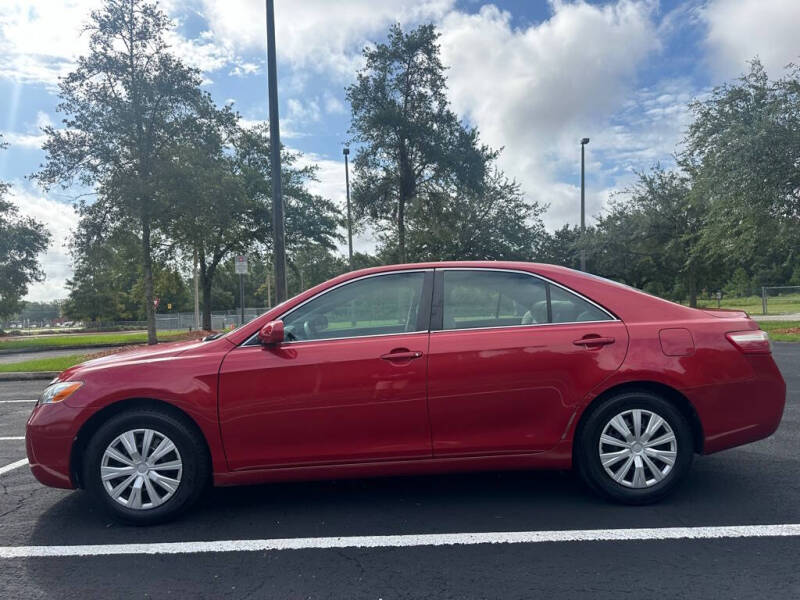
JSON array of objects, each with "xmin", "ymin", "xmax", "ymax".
[
  {"xmin": 0, "ymin": 0, "xmax": 101, "ymax": 84},
  {"xmin": 199, "ymin": 0, "xmax": 456, "ymax": 80},
  {"xmin": 0, "ymin": 0, "xmax": 246, "ymax": 85},
  {"xmin": 438, "ymin": 1, "xmax": 661, "ymax": 228},
  {"xmin": 7, "ymin": 186, "xmax": 78, "ymax": 302},
  {"xmin": 2, "ymin": 111, "xmax": 53, "ymax": 150},
  {"xmin": 701, "ymin": 0, "xmax": 800, "ymax": 78}
]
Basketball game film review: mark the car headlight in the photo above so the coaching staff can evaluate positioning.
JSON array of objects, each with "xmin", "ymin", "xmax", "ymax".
[{"xmin": 38, "ymin": 381, "xmax": 83, "ymax": 405}]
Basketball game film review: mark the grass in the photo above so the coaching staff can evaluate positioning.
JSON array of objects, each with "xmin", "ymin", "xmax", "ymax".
[
  {"xmin": 0, "ymin": 354, "xmax": 90, "ymax": 372},
  {"xmin": 694, "ymin": 293, "xmax": 800, "ymax": 315},
  {"xmin": 756, "ymin": 321, "xmax": 800, "ymax": 342},
  {"xmin": 0, "ymin": 329, "xmax": 188, "ymax": 352}
]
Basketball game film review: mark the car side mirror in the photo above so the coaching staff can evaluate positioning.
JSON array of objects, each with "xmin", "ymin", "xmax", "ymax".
[{"xmin": 258, "ymin": 320, "xmax": 284, "ymax": 345}]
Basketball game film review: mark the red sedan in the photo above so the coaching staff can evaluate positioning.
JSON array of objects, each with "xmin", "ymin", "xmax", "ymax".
[{"xmin": 26, "ymin": 262, "xmax": 786, "ymax": 524}]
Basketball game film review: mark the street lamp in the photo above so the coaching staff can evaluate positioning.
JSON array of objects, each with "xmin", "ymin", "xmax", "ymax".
[
  {"xmin": 343, "ymin": 147, "xmax": 353, "ymax": 268},
  {"xmin": 580, "ymin": 137, "xmax": 590, "ymax": 272},
  {"xmin": 266, "ymin": 0, "xmax": 287, "ymax": 302}
]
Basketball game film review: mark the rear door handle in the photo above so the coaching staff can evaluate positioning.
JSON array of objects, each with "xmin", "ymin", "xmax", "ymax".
[
  {"xmin": 573, "ymin": 336, "xmax": 615, "ymax": 347},
  {"xmin": 380, "ymin": 350, "xmax": 423, "ymax": 361}
]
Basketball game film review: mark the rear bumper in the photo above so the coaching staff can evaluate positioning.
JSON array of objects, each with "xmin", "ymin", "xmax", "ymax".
[
  {"xmin": 688, "ymin": 355, "xmax": 786, "ymax": 454},
  {"xmin": 25, "ymin": 402, "xmax": 80, "ymax": 489}
]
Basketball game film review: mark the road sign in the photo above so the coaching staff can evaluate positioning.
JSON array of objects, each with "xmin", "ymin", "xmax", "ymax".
[
  {"xmin": 234, "ymin": 255, "xmax": 249, "ymax": 275},
  {"xmin": 167, "ymin": 303, "xmax": 172, "ymax": 310}
]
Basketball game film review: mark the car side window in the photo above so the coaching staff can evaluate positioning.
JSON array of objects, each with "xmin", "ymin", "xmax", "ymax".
[
  {"xmin": 442, "ymin": 270, "xmax": 548, "ymax": 330},
  {"xmin": 549, "ymin": 284, "xmax": 611, "ymax": 323},
  {"xmin": 283, "ymin": 272, "xmax": 426, "ymax": 342},
  {"xmin": 440, "ymin": 270, "xmax": 612, "ymax": 330}
]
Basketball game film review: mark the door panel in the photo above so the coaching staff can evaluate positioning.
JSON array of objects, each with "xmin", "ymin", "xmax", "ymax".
[
  {"xmin": 219, "ymin": 334, "xmax": 432, "ymax": 469},
  {"xmin": 427, "ymin": 322, "xmax": 628, "ymax": 455},
  {"xmin": 427, "ymin": 268, "xmax": 628, "ymax": 456},
  {"xmin": 218, "ymin": 270, "xmax": 434, "ymax": 470}
]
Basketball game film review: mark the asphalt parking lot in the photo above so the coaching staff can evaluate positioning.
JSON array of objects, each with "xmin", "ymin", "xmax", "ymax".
[{"xmin": 1, "ymin": 344, "xmax": 798, "ymax": 599}]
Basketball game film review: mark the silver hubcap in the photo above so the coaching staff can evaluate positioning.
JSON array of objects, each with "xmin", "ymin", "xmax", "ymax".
[
  {"xmin": 100, "ymin": 429, "xmax": 183, "ymax": 510},
  {"xmin": 598, "ymin": 409, "xmax": 677, "ymax": 488}
]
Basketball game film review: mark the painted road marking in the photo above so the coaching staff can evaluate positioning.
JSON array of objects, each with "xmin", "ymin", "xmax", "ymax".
[
  {"xmin": 1, "ymin": 524, "xmax": 799, "ymax": 559},
  {"xmin": 0, "ymin": 458, "xmax": 28, "ymax": 476},
  {"xmin": 0, "ymin": 399, "xmax": 36, "ymax": 404},
  {"xmin": 0, "ymin": 437, "xmax": 25, "ymax": 441}
]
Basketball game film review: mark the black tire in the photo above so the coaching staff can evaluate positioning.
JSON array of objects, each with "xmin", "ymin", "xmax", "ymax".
[
  {"xmin": 576, "ymin": 391, "xmax": 694, "ymax": 505},
  {"xmin": 83, "ymin": 408, "xmax": 209, "ymax": 525}
]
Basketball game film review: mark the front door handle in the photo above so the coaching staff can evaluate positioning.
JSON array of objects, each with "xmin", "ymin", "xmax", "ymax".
[
  {"xmin": 380, "ymin": 350, "xmax": 423, "ymax": 361},
  {"xmin": 573, "ymin": 336, "xmax": 615, "ymax": 347}
]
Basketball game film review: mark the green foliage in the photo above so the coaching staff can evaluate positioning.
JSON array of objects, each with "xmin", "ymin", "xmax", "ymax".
[
  {"xmin": 680, "ymin": 59, "xmax": 800, "ymax": 282},
  {"xmin": 347, "ymin": 23, "xmax": 495, "ymax": 262},
  {"xmin": 0, "ymin": 137, "xmax": 51, "ymax": 319},
  {"xmin": 404, "ymin": 170, "xmax": 547, "ymax": 261}
]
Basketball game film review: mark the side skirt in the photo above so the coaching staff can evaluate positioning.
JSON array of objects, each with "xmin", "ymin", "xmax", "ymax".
[{"xmin": 212, "ymin": 440, "xmax": 574, "ymax": 487}]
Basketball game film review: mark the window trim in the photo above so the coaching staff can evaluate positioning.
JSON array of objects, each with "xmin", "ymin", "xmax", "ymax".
[
  {"xmin": 242, "ymin": 269, "xmax": 434, "ymax": 346},
  {"xmin": 431, "ymin": 267, "xmax": 619, "ymax": 334}
]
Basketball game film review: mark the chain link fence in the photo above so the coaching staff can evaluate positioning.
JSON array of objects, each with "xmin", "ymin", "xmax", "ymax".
[
  {"xmin": 155, "ymin": 308, "xmax": 269, "ymax": 331},
  {"xmin": 761, "ymin": 286, "xmax": 800, "ymax": 315}
]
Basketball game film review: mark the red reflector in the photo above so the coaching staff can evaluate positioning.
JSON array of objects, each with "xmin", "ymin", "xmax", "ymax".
[{"xmin": 726, "ymin": 330, "xmax": 772, "ymax": 354}]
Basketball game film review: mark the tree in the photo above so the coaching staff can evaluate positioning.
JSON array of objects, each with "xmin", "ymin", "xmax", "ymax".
[
  {"xmin": 539, "ymin": 225, "xmax": 583, "ymax": 270},
  {"xmin": 347, "ymin": 23, "xmax": 493, "ymax": 262},
  {"xmin": 34, "ymin": 0, "xmax": 208, "ymax": 344},
  {"xmin": 165, "ymin": 120, "xmax": 343, "ymax": 329},
  {"xmin": 680, "ymin": 59, "xmax": 800, "ymax": 277},
  {"xmin": 0, "ymin": 137, "xmax": 51, "ymax": 320},
  {"xmin": 589, "ymin": 166, "xmax": 718, "ymax": 306},
  {"xmin": 404, "ymin": 170, "xmax": 547, "ymax": 261}
]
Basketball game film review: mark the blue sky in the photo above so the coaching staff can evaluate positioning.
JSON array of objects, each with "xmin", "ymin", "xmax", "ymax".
[{"xmin": 1, "ymin": 0, "xmax": 798, "ymax": 301}]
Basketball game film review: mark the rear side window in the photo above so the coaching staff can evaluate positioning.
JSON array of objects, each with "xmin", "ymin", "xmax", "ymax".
[
  {"xmin": 440, "ymin": 270, "xmax": 611, "ymax": 330},
  {"xmin": 549, "ymin": 284, "xmax": 612, "ymax": 323}
]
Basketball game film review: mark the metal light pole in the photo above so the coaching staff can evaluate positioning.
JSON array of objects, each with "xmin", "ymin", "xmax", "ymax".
[
  {"xmin": 580, "ymin": 137, "xmax": 590, "ymax": 272},
  {"xmin": 343, "ymin": 147, "xmax": 353, "ymax": 268},
  {"xmin": 266, "ymin": 0, "xmax": 287, "ymax": 303}
]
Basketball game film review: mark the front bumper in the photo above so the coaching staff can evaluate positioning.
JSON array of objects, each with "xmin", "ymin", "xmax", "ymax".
[{"xmin": 25, "ymin": 402, "xmax": 83, "ymax": 489}]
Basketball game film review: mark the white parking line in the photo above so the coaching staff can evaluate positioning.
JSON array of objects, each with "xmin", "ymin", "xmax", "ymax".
[
  {"xmin": 0, "ymin": 458, "xmax": 28, "ymax": 476},
  {"xmin": 1, "ymin": 523, "xmax": 798, "ymax": 559},
  {"xmin": 0, "ymin": 437, "xmax": 24, "ymax": 441},
  {"xmin": 0, "ymin": 399, "xmax": 36, "ymax": 404}
]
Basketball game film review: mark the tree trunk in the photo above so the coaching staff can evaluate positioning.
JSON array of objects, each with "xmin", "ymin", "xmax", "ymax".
[
  {"xmin": 396, "ymin": 139, "xmax": 416, "ymax": 264},
  {"xmin": 687, "ymin": 271, "xmax": 698, "ymax": 308},
  {"xmin": 201, "ymin": 276, "xmax": 213, "ymax": 331},
  {"xmin": 141, "ymin": 216, "xmax": 157, "ymax": 345},
  {"xmin": 397, "ymin": 196, "xmax": 406, "ymax": 263},
  {"xmin": 198, "ymin": 257, "xmax": 214, "ymax": 331}
]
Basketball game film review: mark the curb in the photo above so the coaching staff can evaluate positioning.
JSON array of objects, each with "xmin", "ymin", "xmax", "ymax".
[{"xmin": 0, "ymin": 372, "xmax": 59, "ymax": 381}]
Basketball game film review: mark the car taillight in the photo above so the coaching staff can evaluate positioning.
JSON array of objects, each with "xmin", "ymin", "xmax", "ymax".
[{"xmin": 726, "ymin": 330, "xmax": 772, "ymax": 354}]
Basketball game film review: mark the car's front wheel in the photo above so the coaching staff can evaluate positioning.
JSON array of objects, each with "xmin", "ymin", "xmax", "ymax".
[
  {"xmin": 577, "ymin": 391, "xmax": 694, "ymax": 504},
  {"xmin": 83, "ymin": 408, "xmax": 208, "ymax": 525}
]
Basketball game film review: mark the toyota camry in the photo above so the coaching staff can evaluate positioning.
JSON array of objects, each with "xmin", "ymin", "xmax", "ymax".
[{"xmin": 26, "ymin": 262, "xmax": 786, "ymax": 524}]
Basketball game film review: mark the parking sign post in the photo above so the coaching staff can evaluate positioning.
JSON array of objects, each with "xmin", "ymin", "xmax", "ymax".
[{"xmin": 235, "ymin": 255, "xmax": 249, "ymax": 325}]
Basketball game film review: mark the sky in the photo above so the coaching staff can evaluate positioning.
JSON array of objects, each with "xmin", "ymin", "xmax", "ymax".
[{"xmin": 1, "ymin": 0, "xmax": 799, "ymax": 302}]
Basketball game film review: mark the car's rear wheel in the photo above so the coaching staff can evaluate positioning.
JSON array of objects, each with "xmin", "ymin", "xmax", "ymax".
[
  {"xmin": 576, "ymin": 391, "xmax": 694, "ymax": 504},
  {"xmin": 83, "ymin": 408, "xmax": 208, "ymax": 525}
]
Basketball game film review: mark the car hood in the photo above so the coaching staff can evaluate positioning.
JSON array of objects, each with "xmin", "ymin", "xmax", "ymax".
[{"xmin": 57, "ymin": 339, "xmax": 215, "ymax": 381}]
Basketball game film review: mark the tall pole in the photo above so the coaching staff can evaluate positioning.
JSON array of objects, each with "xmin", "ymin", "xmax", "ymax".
[
  {"xmin": 580, "ymin": 137, "xmax": 590, "ymax": 272},
  {"xmin": 343, "ymin": 147, "xmax": 353, "ymax": 268},
  {"xmin": 266, "ymin": 0, "xmax": 287, "ymax": 303},
  {"xmin": 193, "ymin": 250, "xmax": 200, "ymax": 330},
  {"xmin": 239, "ymin": 273, "xmax": 245, "ymax": 325}
]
